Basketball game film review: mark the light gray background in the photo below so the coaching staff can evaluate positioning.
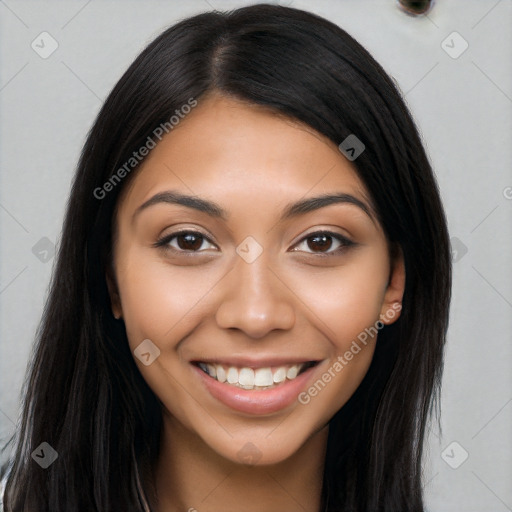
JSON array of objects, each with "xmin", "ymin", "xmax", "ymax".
[{"xmin": 1, "ymin": 1, "xmax": 511, "ymax": 510}]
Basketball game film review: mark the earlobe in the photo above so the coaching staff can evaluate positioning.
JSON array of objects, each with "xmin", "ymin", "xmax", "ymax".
[
  {"xmin": 106, "ymin": 267, "xmax": 123, "ymax": 320},
  {"xmin": 379, "ymin": 248, "xmax": 406, "ymax": 325}
]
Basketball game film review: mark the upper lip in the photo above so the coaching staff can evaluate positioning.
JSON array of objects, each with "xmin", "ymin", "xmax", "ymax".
[{"xmin": 191, "ymin": 357, "xmax": 321, "ymax": 369}]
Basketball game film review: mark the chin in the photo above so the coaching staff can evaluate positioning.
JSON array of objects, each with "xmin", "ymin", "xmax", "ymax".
[{"xmin": 208, "ymin": 427, "xmax": 321, "ymax": 467}]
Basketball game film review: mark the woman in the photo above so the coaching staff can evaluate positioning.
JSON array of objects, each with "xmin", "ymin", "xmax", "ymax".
[{"xmin": 1, "ymin": 4, "xmax": 451, "ymax": 511}]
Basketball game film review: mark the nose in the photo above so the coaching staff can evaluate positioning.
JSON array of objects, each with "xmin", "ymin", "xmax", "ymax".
[{"xmin": 215, "ymin": 252, "xmax": 296, "ymax": 339}]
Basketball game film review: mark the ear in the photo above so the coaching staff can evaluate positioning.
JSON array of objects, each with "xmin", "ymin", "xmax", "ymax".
[
  {"xmin": 106, "ymin": 264, "xmax": 123, "ymax": 320},
  {"xmin": 379, "ymin": 245, "xmax": 405, "ymax": 325}
]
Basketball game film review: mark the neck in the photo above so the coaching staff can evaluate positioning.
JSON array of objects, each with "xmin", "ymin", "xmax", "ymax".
[{"xmin": 151, "ymin": 413, "xmax": 329, "ymax": 512}]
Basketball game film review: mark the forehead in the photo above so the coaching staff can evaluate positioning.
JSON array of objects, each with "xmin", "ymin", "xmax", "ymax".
[{"xmin": 116, "ymin": 93, "xmax": 370, "ymax": 217}]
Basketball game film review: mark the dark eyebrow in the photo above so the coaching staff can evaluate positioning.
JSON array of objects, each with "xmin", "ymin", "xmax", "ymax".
[
  {"xmin": 134, "ymin": 191, "xmax": 228, "ymax": 221},
  {"xmin": 133, "ymin": 190, "xmax": 375, "ymax": 224},
  {"xmin": 281, "ymin": 193, "xmax": 375, "ymax": 224}
]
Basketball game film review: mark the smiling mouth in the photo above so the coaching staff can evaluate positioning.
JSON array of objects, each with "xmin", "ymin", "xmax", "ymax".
[{"xmin": 193, "ymin": 361, "xmax": 319, "ymax": 390}]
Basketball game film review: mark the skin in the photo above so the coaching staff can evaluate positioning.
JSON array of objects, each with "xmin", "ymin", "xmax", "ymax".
[{"xmin": 107, "ymin": 92, "xmax": 405, "ymax": 512}]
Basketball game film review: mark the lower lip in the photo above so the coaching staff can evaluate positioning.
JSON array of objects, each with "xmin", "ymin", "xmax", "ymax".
[{"xmin": 192, "ymin": 364, "xmax": 318, "ymax": 415}]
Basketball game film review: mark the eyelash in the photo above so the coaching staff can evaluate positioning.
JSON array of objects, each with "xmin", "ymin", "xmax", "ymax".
[{"xmin": 153, "ymin": 229, "xmax": 356, "ymax": 257}]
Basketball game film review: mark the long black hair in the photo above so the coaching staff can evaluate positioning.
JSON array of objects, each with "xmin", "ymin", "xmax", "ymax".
[{"xmin": 1, "ymin": 4, "xmax": 451, "ymax": 511}]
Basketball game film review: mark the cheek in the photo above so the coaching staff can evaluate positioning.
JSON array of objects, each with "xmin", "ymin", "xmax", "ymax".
[
  {"xmin": 290, "ymin": 252, "xmax": 389, "ymax": 414},
  {"xmin": 115, "ymin": 252, "xmax": 224, "ymax": 349},
  {"xmin": 286, "ymin": 250, "xmax": 389, "ymax": 349},
  {"xmin": 294, "ymin": 291, "xmax": 384, "ymax": 416}
]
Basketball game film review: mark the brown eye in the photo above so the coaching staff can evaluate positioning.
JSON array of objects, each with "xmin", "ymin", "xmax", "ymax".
[
  {"xmin": 292, "ymin": 231, "xmax": 355, "ymax": 256},
  {"xmin": 307, "ymin": 234, "xmax": 333, "ymax": 252},
  {"xmin": 154, "ymin": 230, "xmax": 217, "ymax": 253},
  {"xmin": 176, "ymin": 233, "xmax": 204, "ymax": 251}
]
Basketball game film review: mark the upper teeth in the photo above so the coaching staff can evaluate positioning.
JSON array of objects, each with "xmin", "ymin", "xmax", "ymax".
[{"xmin": 197, "ymin": 362, "xmax": 307, "ymax": 389}]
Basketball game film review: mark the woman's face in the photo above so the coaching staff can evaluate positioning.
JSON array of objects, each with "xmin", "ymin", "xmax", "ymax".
[{"xmin": 108, "ymin": 93, "xmax": 404, "ymax": 465}]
